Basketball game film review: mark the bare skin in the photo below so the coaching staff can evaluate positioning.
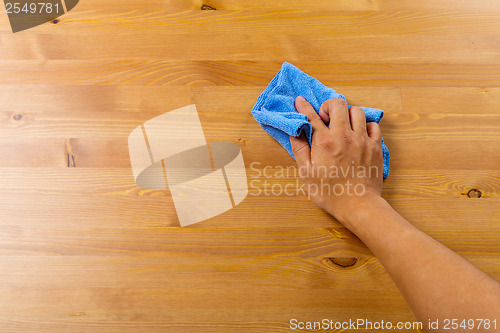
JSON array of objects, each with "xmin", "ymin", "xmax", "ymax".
[{"xmin": 290, "ymin": 96, "xmax": 500, "ymax": 333}]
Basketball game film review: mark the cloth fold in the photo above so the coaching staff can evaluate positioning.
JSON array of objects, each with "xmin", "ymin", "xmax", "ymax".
[{"xmin": 252, "ymin": 62, "xmax": 390, "ymax": 178}]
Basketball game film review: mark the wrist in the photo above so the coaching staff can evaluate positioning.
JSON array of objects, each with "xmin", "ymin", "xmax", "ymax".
[{"xmin": 328, "ymin": 194, "xmax": 388, "ymax": 233}]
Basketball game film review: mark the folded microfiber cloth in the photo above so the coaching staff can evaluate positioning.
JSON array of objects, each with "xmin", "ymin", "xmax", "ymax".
[{"xmin": 252, "ymin": 62, "xmax": 390, "ymax": 178}]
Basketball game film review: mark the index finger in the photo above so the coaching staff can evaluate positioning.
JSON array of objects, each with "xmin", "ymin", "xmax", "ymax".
[{"xmin": 295, "ymin": 96, "xmax": 328, "ymax": 134}]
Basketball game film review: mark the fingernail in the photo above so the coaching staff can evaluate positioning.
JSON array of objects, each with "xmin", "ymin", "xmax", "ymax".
[{"xmin": 296, "ymin": 96, "xmax": 306, "ymax": 103}]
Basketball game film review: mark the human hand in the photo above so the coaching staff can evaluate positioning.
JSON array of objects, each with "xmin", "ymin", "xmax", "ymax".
[{"xmin": 290, "ymin": 96, "xmax": 384, "ymax": 226}]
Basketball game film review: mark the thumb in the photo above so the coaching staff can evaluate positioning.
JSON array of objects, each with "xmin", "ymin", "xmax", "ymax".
[{"xmin": 290, "ymin": 132, "xmax": 311, "ymax": 168}]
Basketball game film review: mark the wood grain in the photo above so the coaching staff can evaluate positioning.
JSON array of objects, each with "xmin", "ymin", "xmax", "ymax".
[
  {"xmin": 1, "ymin": 0, "xmax": 499, "ymax": 332},
  {"xmin": 2, "ymin": 167, "xmax": 499, "ymax": 198},
  {"xmin": 3, "ymin": 61, "xmax": 500, "ymax": 87},
  {"xmin": 4, "ymin": 10, "xmax": 500, "ymax": 37},
  {"xmin": 1, "ymin": 34, "xmax": 497, "ymax": 64}
]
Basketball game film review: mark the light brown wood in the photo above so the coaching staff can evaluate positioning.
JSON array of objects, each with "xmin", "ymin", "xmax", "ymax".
[
  {"xmin": 6, "ymin": 10, "xmax": 500, "ymax": 36},
  {"xmin": 2, "ymin": 61, "xmax": 500, "ymax": 87},
  {"xmin": 0, "ymin": 0, "xmax": 499, "ymax": 332}
]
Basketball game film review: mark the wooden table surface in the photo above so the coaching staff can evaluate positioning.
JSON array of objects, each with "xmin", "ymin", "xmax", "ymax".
[{"xmin": 1, "ymin": 0, "xmax": 500, "ymax": 332}]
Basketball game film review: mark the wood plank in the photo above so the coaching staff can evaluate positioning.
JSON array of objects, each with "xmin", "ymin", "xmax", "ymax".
[
  {"xmin": 0, "ymin": 254, "xmax": 495, "ymax": 331},
  {"xmin": 195, "ymin": 85, "xmax": 500, "ymax": 115},
  {"xmin": 0, "ymin": 86, "xmax": 498, "ymax": 141},
  {"xmin": 192, "ymin": 85, "xmax": 403, "ymax": 113},
  {"xmin": 382, "ymin": 113, "xmax": 500, "ymax": 140},
  {"xmin": 2, "ymin": 97, "xmax": 500, "ymax": 169},
  {"xmin": 0, "ymin": 85, "xmax": 192, "ymax": 114},
  {"xmin": 1, "ymin": 166, "xmax": 499, "ymax": 250},
  {"xmin": 0, "ymin": 34, "xmax": 496, "ymax": 64},
  {"xmin": 0, "ymin": 0, "xmax": 205, "ymax": 13},
  {"xmin": 0, "ymin": 224, "xmax": 498, "ymax": 258},
  {"xmin": 212, "ymin": 0, "xmax": 500, "ymax": 12},
  {"xmin": 1, "ymin": 0, "xmax": 497, "ymax": 13},
  {"xmin": 0, "ymin": 256, "xmax": 393, "ymax": 290},
  {"xmin": 0, "ymin": 254, "xmax": 496, "ymax": 331},
  {"xmin": 1, "ymin": 185, "xmax": 499, "ymax": 231},
  {"xmin": 0, "ymin": 288, "xmax": 416, "ymax": 329},
  {"xmin": 0, "ymin": 85, "xmax": 402, "ymax": 114},
  {"xmin": 402, "ymin": 86, "xmax": 500, "ymax": 114},
  {"xmin": 3, "ymin": 10, "xmax": 500, "ymax": 38},
  {"xmin": 2, "ymin": 61, "xmax": 500, "ymax": 87},
  {"xmin": 2, "ymin": 86, "xmax": 500, "ymax": 144},
  {"xmin": 0, "ymin": 226, "xmax": 368, "ymax": 257},
  {"xmin": 1, "ymin": 168, "xmax": 498, "ymax": 199},
  {"xmin": 378, "ymin": 0, "xmax": 500, "ymax": 12},
  {"xmin": 0, "ymin": 319, "xmax": 419, "ymax": 333},
  {"xmin": 0, "ymin": 135, "xmax": 498, "ymax": 171},
  {"xmin": 207, "ymin": 0, "xmax": 378, "ymax": 11},
  {"xmin": 0, "ymin": 0, "xmax": 378, "ymax": 14},
  {"xmin": 0, "ymin": 254, "xmax": 497, "ymax": 293}
]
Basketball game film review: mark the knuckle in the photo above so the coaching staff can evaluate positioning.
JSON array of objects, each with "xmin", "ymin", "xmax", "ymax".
[
  {"xmin": 323, "ymin": 98, "xmax": 347, "ymax": 110},
  {"xmin": 341, "ymin": 130, "xmax": 353, "ymax": 144},
  {"xmin": 368, "ymin": 139, "xmax": 382, "ymax": 153},
  {"xmin": 302, "ymin": 108, "xmax": 317, "ymax": 120},
  {"xmin": 350, "ymin": 106, "xmax": 364, "ymax": 114},
  {"xmin": 355, "ymin": 135, "xmax": 367, "ymax": 146},
  {"xmin": 308, "ymin": 113, "xmax": 321, "ymax": 123},
  {"xmin": 370, "ymin": 122, "xmax": 380, "ymax": 131},
  {"xmin": 317, "ymin": 134, "xmax": 335, "ymax": 148}
]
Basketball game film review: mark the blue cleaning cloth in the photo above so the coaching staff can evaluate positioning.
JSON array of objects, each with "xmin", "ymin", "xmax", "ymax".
[{"xmin": 252, "ymin": 62, "xmax": 390, "ymax": 178}]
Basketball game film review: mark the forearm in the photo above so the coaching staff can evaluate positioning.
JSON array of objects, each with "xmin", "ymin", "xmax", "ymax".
[
  {"xmin": 336, "ymin": 197, "xmax": 500, "ymax": 332},
  {"xmin": 288, "ymin": 97, "xmax": 500, "ymax": 331}
]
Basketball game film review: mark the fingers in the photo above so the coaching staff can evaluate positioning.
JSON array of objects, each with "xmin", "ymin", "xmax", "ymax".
[
  {"xmin": 290, "ymin": 133, "xmax": 311, "ymax": 167},
  {"xmin": 295, "ymin": 96, "xmax": 327, "ymax": 134},
  {"xmin": 318, "ymin": 107, "xmax": 330, "ymax": 124},
  {"xmin": 366, "ymin": 122, "xmax": 382, "ymax": 143},
  {"xmin": 319, "ymin": 99, "xmax": 350, "ymax": 130},
  {"xmin": 349, "ymin": 106, "xmax": 367, "ymax": 133},
  {"xmin": 294, "ymin": 95, "xmax": 382, "ymax": 148}
]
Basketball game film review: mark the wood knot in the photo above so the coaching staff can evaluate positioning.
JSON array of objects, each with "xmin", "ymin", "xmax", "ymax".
[
  {"xmin": 467, "ymin": 189, "xmax": 482, "ymax": 198},
  {"xmin": 13, "ymin": 113, "xmax": 23, "ymax": 121},
  {"xmin": 201, "ymin": 4, "xmax": 216, "ymax": 10},
  {"xmin": 328, "ymin": 257, "xmax": 358, "ymax": 268}
]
